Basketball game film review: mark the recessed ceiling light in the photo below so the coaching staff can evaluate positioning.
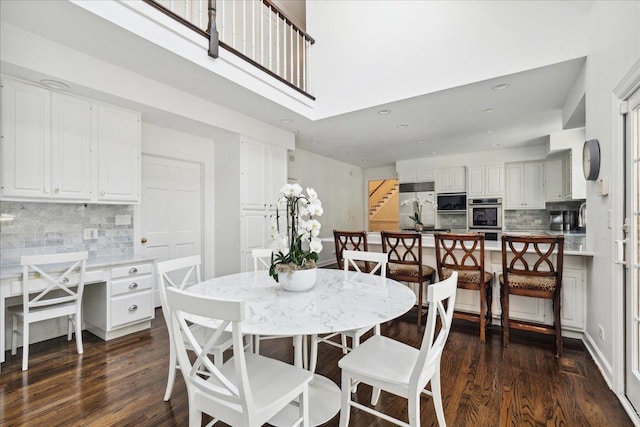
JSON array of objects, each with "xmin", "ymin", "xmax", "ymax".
[
  {"xmin": 491, "ymin": 83, "xmax": 510, "ymax": 91},
  {"xmin": 431, "ymin": 151, "xmax": 437, "ymax": 155},
  {"xmin": 280, "ymin": 119, "xmax": 292, "ymax": 124},
  {"xmin": 396, "ymin": 124, "xmax": 408, "ymax": 129},
  {"xmin": 416, "ymin": 139, "xmax": 425, "ymax": 144},
  {"xmin": 483, "ymin": 108, "xmax": 495, "ymax": 113},
  {"xmin": 487, "ymin": 129, "xmax": 497, "ymax": 133},
  {"xmin": 362, "ymin": 160, "xmax": 370, "ymax": 163},
  {"xmin": 40, "ymin": 79, "xmax": 70, "ymax": 90},
  {"xmin": 310, "ymin": 140, "xmax": 319, "ymax": 145},
  {"xmin": 378, "ymin": 109, "xmax": 391, "ymax": 115},
  {"xmin": 492, "ymin": 143, "xmax": 501, "ymax": 147}
]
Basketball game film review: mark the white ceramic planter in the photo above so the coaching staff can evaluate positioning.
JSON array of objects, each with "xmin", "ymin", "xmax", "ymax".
[{"xmin": 278, "ymin": 267, "xmax": 317, "ymax": 292}]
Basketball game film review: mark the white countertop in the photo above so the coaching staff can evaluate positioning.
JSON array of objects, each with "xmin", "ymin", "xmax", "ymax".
[{"xmin": 0, "ymin": 253, "xmax": 156, "ymax": 280}]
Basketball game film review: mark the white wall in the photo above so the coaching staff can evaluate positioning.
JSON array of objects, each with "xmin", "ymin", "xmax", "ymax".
[
  {"xmin": 307, "ymin": 0, "xmax": 588, "ymax": 118},
  {"xmin": 583, "ymin": 0, "xmax": 640, "ymax": 390},
  {"xmin": 289, "ymin": 149, "xmax": 365, "ymax": 265}
]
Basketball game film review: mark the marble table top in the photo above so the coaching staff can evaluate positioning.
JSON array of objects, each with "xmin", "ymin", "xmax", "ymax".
[{"xmin": 185, "ymin": 269, "xmax": 416, "ymax": 337}]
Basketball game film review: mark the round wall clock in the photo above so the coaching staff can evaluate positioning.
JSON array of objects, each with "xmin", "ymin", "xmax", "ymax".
[{"xmin": 582, "ymin": 139, "xmax": 600, "ymax": 181}]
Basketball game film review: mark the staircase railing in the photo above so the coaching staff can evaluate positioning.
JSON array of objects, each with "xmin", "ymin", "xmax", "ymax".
[
  {"xmin": 369, "ymin": 180, "xmax": 398, "ymax": 215},
  {"xmin": 145, "ymin": 0, "xmax": 315, "ymax": 98}
]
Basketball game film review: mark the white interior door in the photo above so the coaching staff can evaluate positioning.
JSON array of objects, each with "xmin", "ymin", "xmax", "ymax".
[
  {"xmin": 625, "ymin": 87, "xmax": 640, "ymax": 411},
  {"xmin": 140, "ymin": 155, "xmax": 203, "ymax": 306}
]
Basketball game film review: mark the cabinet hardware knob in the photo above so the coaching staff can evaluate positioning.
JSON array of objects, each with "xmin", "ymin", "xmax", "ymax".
[
  {"xmin": 60, "ymin": 277, "xmax": 69, "ymax": 284},
  {"xmin": 44, "ymin": 188, "xmax": 49, "ymax": 193},
  {"xmin": 141, "ymin": 237, "xmax": 147, "ymax": 244},
  {"xmin": 129, "ymin": 282, "xmax": 138, "ymax": 289},
  {"xmin": 129, "ymin": 267, "xmax": 138, "ymax": 274},
  {"xmin": 100, "ymin": 191, "xmax": 105, "ymax": 196},
  {"xmin": 128, "ymin": 305, "xmax": 138, "ymax": 311}
]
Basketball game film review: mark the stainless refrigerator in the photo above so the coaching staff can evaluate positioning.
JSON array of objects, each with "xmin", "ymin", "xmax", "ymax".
[{"xmin": 398, "ymin": 182, "xmax": 436, "ymax": 230}]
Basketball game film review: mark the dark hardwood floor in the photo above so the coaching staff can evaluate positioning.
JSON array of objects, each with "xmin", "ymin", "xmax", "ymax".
[{"xmin": 0, "ymin": 308, "xmax": 633, "ymax": 427}]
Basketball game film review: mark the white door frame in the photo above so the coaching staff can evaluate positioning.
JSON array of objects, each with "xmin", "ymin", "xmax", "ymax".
[{"xmin": 613, "ymin": 59, "xmax": 640, "ymax": 423}]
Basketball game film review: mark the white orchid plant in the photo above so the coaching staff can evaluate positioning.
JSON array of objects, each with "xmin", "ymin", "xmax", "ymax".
[
  {"xmin": 269, "ymin": 183, "xmax": 323, "ymax": 282},
  {"xmin": 400, "ymin": 196, "xmax": 434, "ymax": 226}
]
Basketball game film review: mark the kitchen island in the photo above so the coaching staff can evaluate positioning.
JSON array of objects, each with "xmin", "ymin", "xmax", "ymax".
[{"xmin": 325, "ymin": 231, "xmax": 592, "ymax": 337}]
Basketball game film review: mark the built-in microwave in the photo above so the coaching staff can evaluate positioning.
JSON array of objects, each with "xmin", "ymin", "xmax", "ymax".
[
  {"xmin": 468, "ymin": 197, "xmax": 503, "ymax": 229},
  {"xmin": 436, "ymin": 193, "xmax": 467, "ymax": 212}
]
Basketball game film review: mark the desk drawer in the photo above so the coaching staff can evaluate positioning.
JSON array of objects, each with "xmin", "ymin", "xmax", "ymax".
[
  {"xmin": 111, "ymin": 275, "xmax": 152, "ymax": 297},
  {"xmin": 110, "ymin": 291, "xmax": 153, "ymax": 329},
  {"xmin": 111, "ymin": 263, "xmax": 153, "ymax": 279}
]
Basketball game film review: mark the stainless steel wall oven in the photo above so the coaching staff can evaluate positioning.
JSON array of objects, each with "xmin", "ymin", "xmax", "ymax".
[{"xmin": 468, "ymin": 197, "xmax": 502, "ymax": 230}]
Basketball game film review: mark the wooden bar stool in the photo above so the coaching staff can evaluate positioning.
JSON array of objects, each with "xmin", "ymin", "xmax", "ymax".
[
  {"xmin": 434, "ymin": 232, "xmax": 493, "ymax": 342},
  {"xmin": 500, "ymin": 234, "xmax": 565, "ymax": 357},
  {"xmin": 333, "ymin": 230, "xmax": 370, "ymax": 273},
  {"xmin": 381, "ymin": 231, "xmax": 436, "ymax": 329}
]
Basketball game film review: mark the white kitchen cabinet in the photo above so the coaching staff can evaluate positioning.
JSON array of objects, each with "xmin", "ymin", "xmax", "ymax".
[
  {"xmin": 239, "ymin": 139, "xmax": 287, "ymax": 272},
  {"xmin": 545, "ymin": 156, "xmax": 564, "ymax": 202},
  {"xmin": 504, "ymin": 161, "xmax": 545, "ymax": 209},
  {"xmin": 545, "ymin": 150, "xmax": 583, "ymax": 202},
  {"xmin": 83, "ymin": 261, "xmax": 154, "ymax": 340},
  {"xmin": 241, "ymin": 139, "xmax": 287, "ymax": 210},
  {"xmin": 0, "ymin": 77, "xmax": 141, "ymax": 204},
  {"xmin": 1, "ymin": 80, "xmax": 93, "ymax": 201},
  {"xmin": 467, "ymin": 165, "xmax": 503, "ymax": 197},
  {"xmin": 97, "ymin": 104, "xmax": 141, "ymax": 203},
  {"xmin": 436, "ymin": 166, "xmax": 466, "ymax": 193}
]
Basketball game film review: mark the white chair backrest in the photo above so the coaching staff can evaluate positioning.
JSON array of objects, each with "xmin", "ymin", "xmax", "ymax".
[
  {"xmin": 252, "ymin": 248, "xmax": 272, "ymax": 272},
  {"xmin": 165, "ymin": 287, "xmax": 253, "ymax": 413},
  {"xmin": 21, "ymin": 252, "xmax": 88, "ymax": 310},
  {"xmin": 156, "ymin": 255, "xmax": 202, "ymax": 316},
  {"xmin": 342, "ymin": 249, "xmax": 388, "ymax": 278},
  {"xmin": 411, "ymin": 271, "xmax": 457, "ymax": 387}
]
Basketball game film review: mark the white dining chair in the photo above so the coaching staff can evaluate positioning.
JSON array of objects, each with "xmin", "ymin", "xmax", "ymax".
[
  {"xmin": 311, "ymin": 250, "xmax": 388, "ymax": 365},
  {"xmin": 156, "ymin": 255, "xmax": 235, "ymax": 401},
  {"xmin": 9, "ymin": 251, "xmax": 88, "ymax": 371},
  {"xmin": 338, "ymin": 271, "xmax": 458, "ymax": 427},
  {"xmin": 166, "ymin": 286, "xmax": 312, "ymax": 427}
]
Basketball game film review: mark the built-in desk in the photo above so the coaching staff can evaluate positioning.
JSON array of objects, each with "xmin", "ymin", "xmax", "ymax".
[{"xmin": 0, "ymin": 254, "xmax": 155, "ymax": 368}]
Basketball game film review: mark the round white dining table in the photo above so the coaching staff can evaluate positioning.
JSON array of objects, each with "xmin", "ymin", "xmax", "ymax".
[{"xmin": 185, "ymin": 268, "xmax": 416, "ymax": 427}]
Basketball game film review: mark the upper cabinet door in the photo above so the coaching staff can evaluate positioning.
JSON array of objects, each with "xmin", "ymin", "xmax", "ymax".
[
  {"xmin": 467, "ymin": 166, "xmax": 485, "ymax": 196},
  {"xmin": 485, "ymin": 165, "xmax": 504, "ymax": 196},
  {"xmin": 97, "ymin": 104, "xmax": 141, "ymax": 203},
  {"xmin": 240, "ymin": 139, "xmax": 268, "ymax": 210},
  {"xmin": 51, "ymin": 93, "xmax": 92, "ymax": 200},
  {"xmin": 1, "ymin": 79, "xmax": 51, "ymax": 199},
  {"xmin": 267, "ymin": 146, "xmax": 287, "ymax": 209}
]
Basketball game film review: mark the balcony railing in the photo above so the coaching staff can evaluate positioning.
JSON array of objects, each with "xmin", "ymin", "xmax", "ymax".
[{"xmin": 145, "ymin": 0, "xmax": 315, "ymax": 98}]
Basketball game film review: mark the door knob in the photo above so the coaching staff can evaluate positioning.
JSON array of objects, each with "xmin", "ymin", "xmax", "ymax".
[{"xmin": 141, "ymin": 237, "xmax": 147, "ymax": 244}]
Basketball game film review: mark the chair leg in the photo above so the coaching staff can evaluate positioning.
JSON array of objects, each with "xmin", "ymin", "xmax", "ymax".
[
  {"xmin": 11, "ymin": 314, "xmax": 18, "ymax": 356},
  {"xmin": 371, "ymin": 387, "xmax": 381, "ymax": 405},
  {"xmin": 164, "ymin": 351, "xmax": 177, "ymax": 401},
  {"xmin": 502, "ymin": 287, "xmax": 510, "ymax": 348},
  {"xmin": 408, "ymin": 390, "xmax": 421, "ymax": 427},
  {"xmin": 67, "ymin": 314, "xmax": 73, "ymax": 341},
  {"xmin": 339, "ymin": 370, "xmax": 352, "ymax": 427},
  {"xmin": 75, "ymin": 313, "xmax": 83, "ymax": 355},
  {"xmin": 417, "ymin": 280, "xmax": 424, "ymax": 330},
  {"xmin": 22, "ymin": 320, "xmax": 29, "ymax": 371},
  {"xmin": 431, "ymin": 366, "xmax": 446, "ymax": 427},
  {"xmin": 479, "ymin": 281, "xmax": 486, "ymax": 343},
  {"xmin": 299, "ymin": 388, "xmax": 309, "ymax": 427},
  {"xmin": 486, "ymin": 282, "xmax": 493, "ymax": 325},
  {"xmin": 554, "ymin": 295, "xmax": 563, "ymax": 358},
  {"xmin": 341, "ymin": 334, "xmax": 348, "ymax": 354},
  {"xmin": 254, "ymin": 335, "xmax": 261, "ymax": 354},
  {"xmin": 309, "ymin": 335, "xmax": 318, "ymax": 374}
]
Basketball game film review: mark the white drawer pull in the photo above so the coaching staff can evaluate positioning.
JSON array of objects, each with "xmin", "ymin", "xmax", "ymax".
[
  {"xmin": 129, "ymin": 267, "xmax": 138, "ymax": 274},
  {"xmin": 129, "ymin": 282, "xmax": 138, "ymax": 289},
  {"xmin": 129, "ymin": 305, "xmax": 138, "ymax": 311}
]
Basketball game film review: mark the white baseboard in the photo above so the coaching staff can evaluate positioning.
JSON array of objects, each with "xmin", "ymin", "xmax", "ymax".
[{"xmin": 582, "ymin": 331, "xmax": 614, "ymax": 388}]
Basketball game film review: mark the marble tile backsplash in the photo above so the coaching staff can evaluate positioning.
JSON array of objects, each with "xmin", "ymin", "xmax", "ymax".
[
  {"xmin": 0, "ymin": 201, "xmax": 134, "ymax": 268},
  {"xmin": 504, "ymin": 209, "xmax": 548, "ymax": 230}
]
